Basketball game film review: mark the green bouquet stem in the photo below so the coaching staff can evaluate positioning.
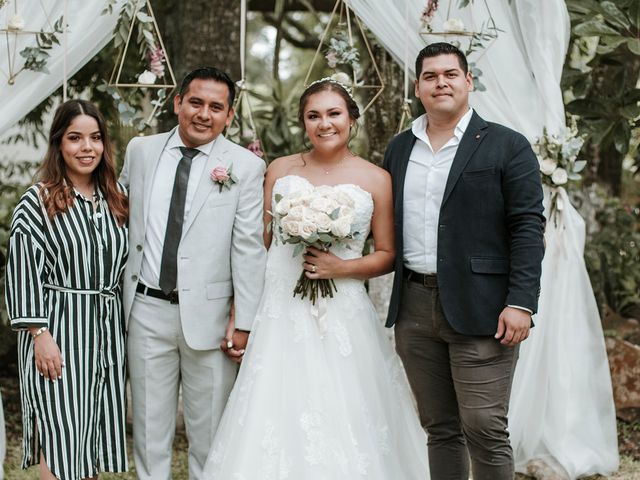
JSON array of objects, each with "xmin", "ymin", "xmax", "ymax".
[{"xmin": 293, "ymin": 271, "xmax": 338, "ymax": 305}]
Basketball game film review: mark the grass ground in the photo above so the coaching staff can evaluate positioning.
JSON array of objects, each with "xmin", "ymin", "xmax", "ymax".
[{"xmin": 3, "ymin": 375, "xmax": 640, "ymax": 479}]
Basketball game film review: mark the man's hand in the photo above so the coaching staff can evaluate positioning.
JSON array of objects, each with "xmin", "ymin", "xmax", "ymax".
[{"xmin": 495, "ymin": 306, "xmax": 531, "ymax": 346}]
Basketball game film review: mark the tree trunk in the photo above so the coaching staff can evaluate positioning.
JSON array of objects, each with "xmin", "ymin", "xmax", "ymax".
[
  {"xmin": 362, "ymin": 43, "xmax": 406, "ymax": 320},
  {"xmin": 363, "ymin": 44, "xmax": 407, "ymax": 166},
  {"xmin": 153, "ymin": 0, "xmax": 242, "ymax": 131}
]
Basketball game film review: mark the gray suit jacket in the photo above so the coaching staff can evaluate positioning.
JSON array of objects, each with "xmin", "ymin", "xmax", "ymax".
[{"xmin": 120, "ymin": 129, "xmax": 267, "ymax": 349}]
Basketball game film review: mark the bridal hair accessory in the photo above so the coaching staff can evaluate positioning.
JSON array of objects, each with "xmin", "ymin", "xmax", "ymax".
[{"xmin": 306, "ymin": 73, "xmax": 355, "ymax": 101}]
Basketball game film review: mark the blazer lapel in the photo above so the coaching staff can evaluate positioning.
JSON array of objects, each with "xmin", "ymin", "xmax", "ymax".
[
  {"xmin": 394, "ymin": 130, "xmax": 417, "ymax": 214},
  {"xmin": 441, "ymin": 111, "xmax": 488, "ymax": 207},
  {"xmin": 143, "ymin": 129, "xmax": 174, "ymax": 227},
  {"xmin": 181, "ymin": 134, "xmax": 228, "ymax": 237}
]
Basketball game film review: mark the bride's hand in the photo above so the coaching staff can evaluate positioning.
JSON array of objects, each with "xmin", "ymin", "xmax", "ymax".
[{"xmin": 303, "ymin": 246, "xmax": 344, "ymax": 279}]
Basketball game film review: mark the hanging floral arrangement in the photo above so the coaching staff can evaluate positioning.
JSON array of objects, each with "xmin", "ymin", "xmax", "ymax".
[{"xmin": 533, "ymin": 119, "xmax": 587, "ymax": 222}]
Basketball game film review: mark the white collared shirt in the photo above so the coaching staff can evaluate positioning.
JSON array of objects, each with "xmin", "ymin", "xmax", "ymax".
[
  {"xmin": 139, "ymin": 131, "xmax": 216, "ymax": 289},
  {"xmin": 403, "ymin": 108, "xmax": 473, "ymax": 274}
]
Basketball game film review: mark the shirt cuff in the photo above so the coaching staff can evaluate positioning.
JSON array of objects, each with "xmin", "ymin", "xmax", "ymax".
[
  {"xmin": 507, "ymin": 305, "xmax": 533, "ymax": 315},
  {"xmin": 10, "ymin": 317, "xmax": 49, "ymax": 331}
]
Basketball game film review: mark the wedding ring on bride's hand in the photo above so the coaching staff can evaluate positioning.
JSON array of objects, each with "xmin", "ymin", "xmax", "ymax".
[
  {"xmin": 311, "ymin": 265, "xmax": 317, "ymax": 273},
  {"xmin": 226, "ymin": 340, "xmax": 233, "ymax": 349}
]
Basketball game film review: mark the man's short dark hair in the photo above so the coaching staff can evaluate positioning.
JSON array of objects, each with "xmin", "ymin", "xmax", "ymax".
[
  {"xmin": 415, "ymin": 42, "xmax": 468, "ymax": 78},
  {"xmin": 179, "ymin": 67, "xmax": 236, "ymax": 107}
]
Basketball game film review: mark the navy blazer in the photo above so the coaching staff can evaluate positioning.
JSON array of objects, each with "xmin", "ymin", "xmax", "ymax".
[{"xmin": 383, "ymin": 111, "xmax": 545, "ymax": 335}]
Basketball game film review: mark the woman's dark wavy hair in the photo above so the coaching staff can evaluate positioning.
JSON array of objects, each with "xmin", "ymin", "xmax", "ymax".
[{"xmin": 37, "ymin": 99, "xmax": 128, "ymax": 226}]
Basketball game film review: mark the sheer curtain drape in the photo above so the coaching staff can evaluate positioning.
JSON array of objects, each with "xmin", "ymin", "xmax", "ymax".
[
  {"xmin": 347, "ymin": 1, "xmax": 618, "ymax": 477},
  {"xmin": 0, "ymin": 1, "xmax": 121, "ymax": 136}
]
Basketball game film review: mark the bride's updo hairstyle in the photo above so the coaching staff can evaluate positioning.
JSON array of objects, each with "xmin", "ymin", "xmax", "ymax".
[{"xmin": 298, "ymin": 78, "xmax": 360, "ymax": 127}]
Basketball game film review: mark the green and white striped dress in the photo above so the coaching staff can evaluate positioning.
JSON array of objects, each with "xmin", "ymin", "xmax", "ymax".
[{"xmin": 5, "ymin": 184, "xmax": 128, "ymax": 479}]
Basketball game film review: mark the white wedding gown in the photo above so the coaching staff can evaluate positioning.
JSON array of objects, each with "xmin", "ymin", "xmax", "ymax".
[{"xmin": 203, "ymin": 174, "xmax": 429, "ymax": 479}]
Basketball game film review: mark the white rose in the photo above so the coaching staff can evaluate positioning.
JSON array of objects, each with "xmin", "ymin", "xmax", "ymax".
[
  {"xmin": 339, "ymin": 206, "xmax": 354, "ymax": 221},
  {"xmin": 331, "ymin": 217, "xmax": 352, "ymax": 237},
  {"xmin": 138, "ymin": 70, "xmax": 157, "ymax": 85},
  {"xmin": 275, "ymin": 197, "xmax": 291, "ymax": 216},
  {"xmin": 443, "ymin": 18, "xmax": 465, "ymax": 32},
  {"xmin": 287, "ymin": 205, "xmax": 304, "ymax": 221},
  {"xmin": 282, "ymin": 218, "xmax": 302, "ymax": 237},
  {"xmin": 335, "ymin": 190, "xmax": 354, "ymax": 208},
  {"xmin": 551, "ymin": 167, "xmax": 568, "ymax": 185},
  {"xmin": 324, "ymin": 199, "xmax": 340, "ymax": 215},
  {"xmin": 288, "ymin": 190, "xmax": 304, "ymax": 201},
  {"xmin": 331, "ymin": 71, "xmax": 351, "ymax": 86},
  {"xmin": 539, "ymin": 158, "xmax": 557, "ymax": 176},
  {"xmin": 299, "ymin": 221, "xmax": 317, "ymax": 240},
  {"xmin": 310, "ymin": 196, "xmax": 332, "ymax": 214},
  {"xmin": 8, "ymin": 14, "xmax": 25, "ymax": 30},
  {"xmin": 313, "ymin": 212, "xmax": 333, "ymax": 232},
  {"xmin": 302, "ymin": 206, "xmax": 318, "ymax": 221},
  {"xmin": 288, "ymin": 195, "xmax": 304, "ymax": 207},
  {"xmin": 314, "ymin": 185, "xmax": 335, "ymax": 197}
]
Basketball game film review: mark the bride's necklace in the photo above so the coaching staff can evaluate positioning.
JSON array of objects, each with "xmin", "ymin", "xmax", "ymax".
[{"xmin": 307, "ymin": 151, "xmax": 353, "ymax": 175}]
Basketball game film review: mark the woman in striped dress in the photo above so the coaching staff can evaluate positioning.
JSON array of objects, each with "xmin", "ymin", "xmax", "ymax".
[{"xmin": 5, "ymin": 99, "xmax": 129, "ymax": 479}]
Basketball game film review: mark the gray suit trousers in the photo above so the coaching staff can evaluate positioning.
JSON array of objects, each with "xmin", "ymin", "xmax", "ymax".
[{"xmin": 128, "ymin": 292, "xmax": 238, "ymax": 480}]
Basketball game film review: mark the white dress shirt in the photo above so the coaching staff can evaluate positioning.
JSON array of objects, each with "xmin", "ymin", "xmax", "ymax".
[
  {"xmin": 139, "ymin": 132, "xmax": 216, "ymax": 289},
  {"xmin": 403, "ymin": 108, "xmax": 473, "ymax": 274}
]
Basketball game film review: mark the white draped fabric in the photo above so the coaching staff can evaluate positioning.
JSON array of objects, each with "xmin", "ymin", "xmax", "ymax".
[
  {"xmin": 510, "ymin": 187, "xmax": 619, "ymax": 478},
  {"xmin": 347, "ymin": 0, "xmax": 619, "ymax": 477},
  {"xmin": 0, "ymin": 1, "xmax": 120, "ymax": 136},
  {"xmin": 347, "ymin": 0, "xmax": 568, "ymax": 138}
]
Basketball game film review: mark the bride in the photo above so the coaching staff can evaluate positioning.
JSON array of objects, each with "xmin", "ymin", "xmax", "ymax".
[{"xmin": 202, "ymin": 78, "xmax": 429, "ymax": 478}]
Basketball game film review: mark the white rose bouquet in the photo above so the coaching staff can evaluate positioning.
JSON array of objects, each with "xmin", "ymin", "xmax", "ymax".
[{"xmin": 271, "ymin": 185, "xmax": 359, "ymax": 304}]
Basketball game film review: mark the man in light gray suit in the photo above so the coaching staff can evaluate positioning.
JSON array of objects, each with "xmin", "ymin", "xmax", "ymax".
[{"xmin": 120, "ymin": 67, "xmax": 266, "ymax": 479}]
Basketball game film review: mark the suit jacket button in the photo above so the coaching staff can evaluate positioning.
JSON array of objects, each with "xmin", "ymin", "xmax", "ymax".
[
  {"xmin": 136, "ymin": 244, "xmax": 143, "ymax": 251},
  {"xmin": 131, "ymin": 274, "xmax": 138, "ymax": 281}
]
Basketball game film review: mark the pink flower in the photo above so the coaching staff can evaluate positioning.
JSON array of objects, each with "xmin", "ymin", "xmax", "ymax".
[
  {"xmin": 247, "ymin": 139, "xmax": 264, "ymax": 158},
  {"xmin": 325, "ymin": 51, "xmax": 339, "ymax": 68},
  {"xmin": 210, "ymin": 163, "xmax": 237, "ymax": 192},
  {"xmin": 421, "ymin": 0, "xmax": 439, "ymax": 23},
  {"xmin": 211, "ymin": 166, "xmax": 230, "ymax": 183},
  {"xmin": 149, "ymin": 45, "xmax": 165, "ymax": 78}
]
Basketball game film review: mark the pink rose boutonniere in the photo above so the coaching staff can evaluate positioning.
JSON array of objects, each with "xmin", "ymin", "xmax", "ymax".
[{"xmin": 211, "ymin": 164, "xmax": 238, "ymax": 192}]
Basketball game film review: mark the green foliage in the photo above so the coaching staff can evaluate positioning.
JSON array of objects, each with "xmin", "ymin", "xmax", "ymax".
[
  {"xmin": 562, "ymin": 0, "xmax": 640, "ymax": 191},
  {"xmin": 16, "ymin": 16, "xmax": 64, "ymax": 75},
  {"xmin": 0, "ymin": 160, "xmax": 38, "ymax": 362},
  {"xmin": 584, "ymin": 189, "xmax": 640, "ymax": 316}
]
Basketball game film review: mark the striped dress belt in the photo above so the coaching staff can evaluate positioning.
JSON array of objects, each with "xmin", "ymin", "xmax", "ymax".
[{"xmin": 44, "ymin": 283, "xmax": 117, "ymax": 298}]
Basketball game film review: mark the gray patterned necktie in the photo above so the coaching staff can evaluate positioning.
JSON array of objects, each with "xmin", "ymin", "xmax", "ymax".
[{"xmin": 159, "ymin": 147, "xmax": 200, "ymax": 294}]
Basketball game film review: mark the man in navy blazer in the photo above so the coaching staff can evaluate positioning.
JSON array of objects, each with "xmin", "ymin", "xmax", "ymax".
[{"xmin": 384, "ymin": 43, "xmax": 545, "ymax": 479}]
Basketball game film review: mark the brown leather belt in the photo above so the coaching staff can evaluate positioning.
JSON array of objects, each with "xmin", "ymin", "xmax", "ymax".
[
  {"xmin": 403, "ymin": 268, "xmax": 438, "ymax": 288},
  {"xmin": 136, "ymin": 283, "xmax": 179, "ymax": 304}
]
